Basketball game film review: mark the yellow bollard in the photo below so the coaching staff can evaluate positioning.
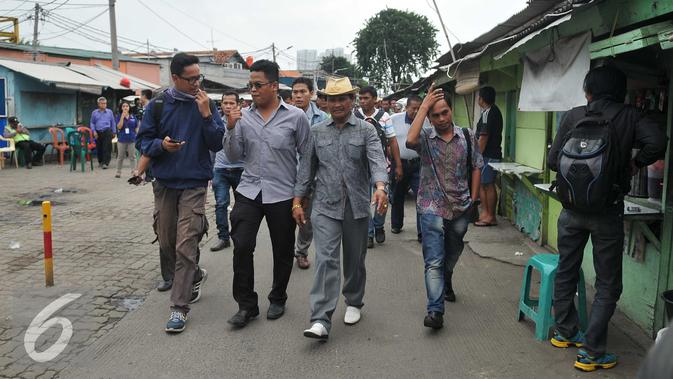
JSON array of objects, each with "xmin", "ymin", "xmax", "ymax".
[{"xmin": 42, "ymin": 201, "xmax": 54, "ymax": 287}]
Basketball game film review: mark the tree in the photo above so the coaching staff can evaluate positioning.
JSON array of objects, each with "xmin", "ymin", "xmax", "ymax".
[
  {"xmin": 354, "ymin": 8, "xmax": 438, "ymax": 92},
  {"xmin": 320, "ymin": 55, "xmax": 356, "ymax": 77}
]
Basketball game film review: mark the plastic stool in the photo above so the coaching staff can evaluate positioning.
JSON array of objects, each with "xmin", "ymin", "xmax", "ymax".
[{"xmin": 517, "ymin": 254, "xmax": 587, "ymax": 340}]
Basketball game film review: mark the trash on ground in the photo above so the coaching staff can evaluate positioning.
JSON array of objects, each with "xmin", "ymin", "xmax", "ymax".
[
  {"xmin": 9, "ymin": 241, "xmax": 21, "ymax": 249},
  {"xmin": 514, "ymin": 251, "xmax": 524, "ymax": 256}
]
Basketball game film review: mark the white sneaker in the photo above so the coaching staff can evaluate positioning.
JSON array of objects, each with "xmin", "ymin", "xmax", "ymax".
[
  {"xmin": 344, "ymin": 306, "xmax": 361, "ymax": 325},
  {"xmin": 303, "ymin": 323, "xmax": 328, "ymax": 340}
]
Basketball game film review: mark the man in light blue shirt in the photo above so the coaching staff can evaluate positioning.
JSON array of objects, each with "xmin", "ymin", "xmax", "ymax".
[
  {"xmin": 210, "ymin": 92, "xmax": 245, "ymax": 252},
  {"xmin": 291, "ymin": 77, "xmax": 328, "ymax": 269},
  {"xmin": 89, "ymin": 97, "xmax": 116, "ymax": 168}
]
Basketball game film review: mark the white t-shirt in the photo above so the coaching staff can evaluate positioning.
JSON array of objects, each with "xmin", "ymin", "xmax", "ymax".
[{"xmin": 356, "ymin": 107, "xmax": 395, "ymax": 138}]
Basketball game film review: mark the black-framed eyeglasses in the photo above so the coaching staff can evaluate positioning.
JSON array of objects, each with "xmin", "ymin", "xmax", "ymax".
[
  {"xmin": 247, "ymin": 81, "xmax": 274, "ymax": 90},
  {"xmin": 179, "ymin": 74, "xmax": 205, "ymax": 84}
]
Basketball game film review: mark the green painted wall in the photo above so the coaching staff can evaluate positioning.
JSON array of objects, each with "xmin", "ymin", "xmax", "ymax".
[
  {"xmin": 514, "ymin": 109, "xmax": 546, "ymax": 169},
  {"xmin": 581, "ymin": 239, "xmax": 660, "ymax": 335},
  {"xmin": 547, "ymin": 197, "xmax": 562, "ymax": 251},
  {"xmin": 452, "ymin": 94, "xmax": 471, "ymax": 128}
]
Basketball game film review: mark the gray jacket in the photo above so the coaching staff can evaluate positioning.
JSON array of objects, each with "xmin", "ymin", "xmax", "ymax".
[{"xmin": 294, "ymin": 113, "xmax": 388, "ymax": 220}]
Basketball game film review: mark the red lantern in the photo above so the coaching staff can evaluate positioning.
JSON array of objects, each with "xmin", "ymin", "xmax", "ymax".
[
  {"xmin": 120, "ymin": 77, "xmax": 131, "ymax": 88},
  {"xmin": 246, "ymin": 56, "xmax": 254, "ymax": 67}
]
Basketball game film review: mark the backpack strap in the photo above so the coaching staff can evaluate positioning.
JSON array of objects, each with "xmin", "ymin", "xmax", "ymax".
[
  {"xmin": 152, "ymin": 92, "xmax": 166, "ymax": 128},
  {"xmin": 373, "ymin": 108, "xmax": 386, "ymax": 122},
  {"xmin": 462, "ymin": 128, "xmax": 473, "ymax": 197},
  {"xmin": 354, "ymin": 109, "xmax": 364, "ymax": 119}
]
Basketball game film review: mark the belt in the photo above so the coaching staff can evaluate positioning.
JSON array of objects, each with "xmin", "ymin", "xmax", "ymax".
[
  {"xmin": 402, "ymin": 158, "xmax": 420, "ymax": 163},
  {"xmin": 218, "ymin": 167, "xmax": 244, "ymax": 172}
]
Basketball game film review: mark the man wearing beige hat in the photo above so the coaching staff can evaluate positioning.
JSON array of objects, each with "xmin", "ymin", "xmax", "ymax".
[{"xmin": 293, "ymin": 77, "xmax": 388, "ymax": 340}]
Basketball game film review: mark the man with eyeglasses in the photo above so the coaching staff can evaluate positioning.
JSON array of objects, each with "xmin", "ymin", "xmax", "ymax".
[
  {"xmin": 223, "ymin": 59, "xmax": 310, "ymax": 328},
  {"xmin": 290, "ymin": 77, "xmax": 328, "ymax": 270},
  {"xmin": 137, "ymin": 53, "xmax": 225, "ymax": 334}
]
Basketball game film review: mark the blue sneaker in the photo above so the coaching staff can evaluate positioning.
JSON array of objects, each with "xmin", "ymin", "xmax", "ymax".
[
  {"xmin": 550, "ymin": 330, "xmax": 585, "ymax": 348},
  {"xmin": 165, "ymin": 310, "xmax": 187, "ymax": 333},
  {"xmin": 574, "ymin": 349, "xmax": 617, "ymax": 372}
]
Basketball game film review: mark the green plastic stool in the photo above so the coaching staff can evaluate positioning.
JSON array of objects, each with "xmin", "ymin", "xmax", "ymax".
[{"xmin": 517, "ymin": 254, "xmax": 588, "ymax": 340}]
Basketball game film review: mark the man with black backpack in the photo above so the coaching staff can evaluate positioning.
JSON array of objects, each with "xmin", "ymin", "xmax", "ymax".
[
  {"xmin": 548, "ymin": 65, "xmax": 666, "ymax": 372},
  {"xmin": 355, "ymin": 86, "xmax": 403, "ymax": 248}
]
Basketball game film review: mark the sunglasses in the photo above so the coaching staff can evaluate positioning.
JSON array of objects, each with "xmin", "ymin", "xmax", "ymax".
[
  {"xmin": 247, "ymin": 81, "xmax": 274, "ymax": 90},
  {"xmin": 179, "ymin": 74, "xmax": 205, "ymax": 85}
]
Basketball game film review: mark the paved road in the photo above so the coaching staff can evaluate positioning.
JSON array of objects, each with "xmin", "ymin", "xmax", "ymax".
[
  {"xmin": 63, "ymin": 216, "xmax": 647, "ymax": 378},
  {"xmin": 0, "ymin": 164, "xmax": 650, "ymax": 378}
]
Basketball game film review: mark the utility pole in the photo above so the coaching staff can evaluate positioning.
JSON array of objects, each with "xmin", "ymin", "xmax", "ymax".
[
  {"xmin": 31, "ymin": 3, "xmax": 40, "ymax": 61},
  {"xmin": 271, "ymin": 43, "xmax": 276, "ymax": 63},
  {"xmin": 146, "ymin": 39, "xmax": 150, "ymax": 60},
  {"xmin": 108, "ymin": 0, "xmax": 119, "ymax": 70},
  {"xmin": 431, "ymin": 0, "xmax": 456, "ymax": 63}
]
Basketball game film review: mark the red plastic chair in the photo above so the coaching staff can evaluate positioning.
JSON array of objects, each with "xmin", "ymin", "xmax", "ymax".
[
  {"xmin": 48, "ymin": 127, "xmax": 69, "ymax": 166},
  {"xmin": 76, "ymin": 126, "xmax": 96, "ymax": 161}
]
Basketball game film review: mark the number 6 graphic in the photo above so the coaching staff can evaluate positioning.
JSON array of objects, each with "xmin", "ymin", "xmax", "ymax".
[{"xmin": 24, "ymin": 293, "xmax": 82, "ymax": 362}]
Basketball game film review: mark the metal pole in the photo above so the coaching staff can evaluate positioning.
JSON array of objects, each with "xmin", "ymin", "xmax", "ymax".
[
  {"xmin": 31, "ymin": 3, "xmax": 39, "ymax": 61},
  {"xmin": 42, "ymin": 201, "xmax": 54, "ymax": 287},
  {"xmin": 108, "ymin": 0, "xmax": 119, "ymax": 70},
  {"xmin": 432, "ymin": 0, "xmax": 456, "ymax": 63},
  {"xmin": 272, "ymin": 43, "xmax": 276, "ymax": 63}
]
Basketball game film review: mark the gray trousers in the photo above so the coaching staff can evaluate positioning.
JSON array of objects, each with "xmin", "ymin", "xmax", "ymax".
[
  {"xmin": 295, "ymin": 192, "xmax": 313, "ymax": 257},
  {"xmin": 309, "ymin": 199, "xmax": 368, "ymax": 332},
  {"xmin": 152, "ymin": 182, "xmax": 208, "ymax": 313},
  {"xmin": 116, "ymin": 142, "xmax": 136, "ymax": 175}
]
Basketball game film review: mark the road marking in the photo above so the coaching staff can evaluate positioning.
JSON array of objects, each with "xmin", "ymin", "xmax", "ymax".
[{"xmin": 24, "ymin": 293, "xmax": 82, "ymax": 363}]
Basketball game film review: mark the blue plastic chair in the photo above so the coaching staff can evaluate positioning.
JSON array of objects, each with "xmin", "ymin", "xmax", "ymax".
[{"xmin": 517, "ymin": 254, "xmax": 588, "ymax": 340}]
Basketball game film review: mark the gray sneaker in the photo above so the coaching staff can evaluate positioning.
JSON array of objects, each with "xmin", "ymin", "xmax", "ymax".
[{"xmin": 210, "ymin": 239, "xmax": 230, "ymax": 251}]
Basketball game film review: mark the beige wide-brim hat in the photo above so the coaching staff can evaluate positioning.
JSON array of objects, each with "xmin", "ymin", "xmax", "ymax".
[{"xmin": 320, "ymin": 77, "xmax": 359, "ymax": 96}]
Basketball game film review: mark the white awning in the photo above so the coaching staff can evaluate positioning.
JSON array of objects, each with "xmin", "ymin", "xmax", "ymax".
[
  {"xmin": 67, "ymin": 64, "xmax": 160, "ymax": 90},
  {"xmin": 0, "ymin": 58, "xmax": 104, "ymax": 94},
  {"xmin": 495, "ymin": 14, "xmax": 573, "ymax": 60}
]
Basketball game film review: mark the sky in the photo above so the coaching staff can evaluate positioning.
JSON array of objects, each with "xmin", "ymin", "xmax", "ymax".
[{"xmin": 3, "ymin": 0, "xmax": 528, "ymax": 70}]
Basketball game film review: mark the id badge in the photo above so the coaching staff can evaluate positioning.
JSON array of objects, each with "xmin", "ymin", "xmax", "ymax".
[{"xmin": 125, "ymin": 128, "xmax": 130, "ymax": 134}]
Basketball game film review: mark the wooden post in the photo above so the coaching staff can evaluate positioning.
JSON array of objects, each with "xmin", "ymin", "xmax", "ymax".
[{"xmin": 42, "ymin": 201, "xmax": 53, "ymax": 287}]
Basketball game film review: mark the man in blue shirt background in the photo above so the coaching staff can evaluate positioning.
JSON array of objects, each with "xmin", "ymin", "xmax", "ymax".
[
  {"xmin": 210, "ymin": 91, "xmax": 245, "ymax": 252},
  {"xmin": 89, "ymin": 97, "xmax": 116, "ymax": 169}
]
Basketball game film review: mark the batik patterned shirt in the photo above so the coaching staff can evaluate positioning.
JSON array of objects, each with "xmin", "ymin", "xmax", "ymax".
[{"xmin": 413, "ymin": 125, "xmax": 484, "ymax": 220}]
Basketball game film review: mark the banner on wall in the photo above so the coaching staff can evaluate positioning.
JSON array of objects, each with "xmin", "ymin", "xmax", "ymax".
[{"xmin": 518, "ymin": 32, "xmax": 591, "ymax": 111}]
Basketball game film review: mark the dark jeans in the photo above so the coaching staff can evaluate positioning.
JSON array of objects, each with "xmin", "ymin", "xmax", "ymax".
[
  {"xmin": 15, "ymin": 140, "xmax": 45, "ymax": 164},
  {"xmin": 391, "ymin": 158, "xmax": 421, "ymax": 236},
  {"xmin": 230, "ymin": 192, "xmax": 296, "ymax": 312},
  {"xmin": 553, "ymin": 203, "xmax": 624, "ymax": 357},
  {"xmin": 96, "ymin": 128, "xmax": 113, "ymax": 165},
  {"xmin": 211, "ymin": 167, "xmax": 243, "ymax": 241}
]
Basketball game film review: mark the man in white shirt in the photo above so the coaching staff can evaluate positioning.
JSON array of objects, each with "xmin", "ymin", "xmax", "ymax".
[
  {"xmin": 354, "ymin": 86, "xmax": 402, "ymax": 248},
  {"xmin": 389, "ymin": 95, "xmax": 426, "ymax": 241}
]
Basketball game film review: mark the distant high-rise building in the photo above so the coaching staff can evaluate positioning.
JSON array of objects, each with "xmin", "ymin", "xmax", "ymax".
[
  {"xmin": 320, "ymin": 48, "xmax": 345, "ymax": 59},
  {"xmin": 297, "ymin": 49, "xmax": 318, "ymax": 71}
]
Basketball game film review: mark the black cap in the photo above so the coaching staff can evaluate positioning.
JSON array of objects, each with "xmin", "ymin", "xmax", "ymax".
[{"xmin": 7, "ymin": 116, "xmax": 18, "ymax": 124}]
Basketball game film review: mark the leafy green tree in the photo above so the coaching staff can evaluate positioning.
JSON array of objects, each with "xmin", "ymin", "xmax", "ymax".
[
  {"xmin": 354, "ymin": 8, "xmax": 438, "ymax": 91},
  {"xmin": 319, "ymin": 55, "xmax": 356, "ymax": 77}
]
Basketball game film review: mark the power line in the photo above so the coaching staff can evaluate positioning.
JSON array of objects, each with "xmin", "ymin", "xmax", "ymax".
[
  {"xmin": 136, "ymin": 0, "xmax": 209, "ymax": 50},
  {"xmin": 39, "ymin": 8, "xmax": 107, "ymax": 41}
]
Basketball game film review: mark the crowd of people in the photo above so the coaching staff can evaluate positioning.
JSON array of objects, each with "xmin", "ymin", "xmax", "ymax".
[{"xmin": 3, "ymin": 51, "xmax": 668, "ymax": 374}]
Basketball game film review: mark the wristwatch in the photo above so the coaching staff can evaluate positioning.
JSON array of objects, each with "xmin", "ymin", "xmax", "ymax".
[{"xmin": 376, "ymin": 186, "xmax": 388, "ymax": 194}]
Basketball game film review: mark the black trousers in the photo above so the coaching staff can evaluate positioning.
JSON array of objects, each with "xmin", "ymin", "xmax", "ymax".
[
  {"xmin": 96, "ymin": 128, "xmax": 113, "ymax": 165},
  {"xmin": 230, "ymin": 192, "xmax": 296, "ymax": 312},
  {"xmin": 15, "ymin": 140, "xmax": 45, "ymax": 164},
  {"xmin": 553, "ymin": 203, "xmax": 624, "ymax": 357}
]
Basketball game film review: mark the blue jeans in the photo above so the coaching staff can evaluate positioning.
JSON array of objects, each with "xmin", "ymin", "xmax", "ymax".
[
  {"xmin": 211, "ymin": 168, "xmax": 243, "ymax": 241},
  {"xmin": 368, "ymin": 184, "xmax": 388, "ymax": 237},
  {"xmin": 420, "ymin": 211, "xmax": 470, "ymax": 313}
]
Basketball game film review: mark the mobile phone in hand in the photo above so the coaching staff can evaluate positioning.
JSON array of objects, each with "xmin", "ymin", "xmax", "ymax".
[{"xmin": 168, "ymin": 138, "xmax": 182, "ymax": 144}]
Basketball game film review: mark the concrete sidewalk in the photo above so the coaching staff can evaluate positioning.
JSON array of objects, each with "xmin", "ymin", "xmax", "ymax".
[{"xmin": 59, "ymin": 204, "xmax": 650, "ymax": 378}]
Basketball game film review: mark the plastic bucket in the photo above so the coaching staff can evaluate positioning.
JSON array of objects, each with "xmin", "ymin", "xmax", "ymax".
[{"xmin": 662, "ymin": 290, "xmax": 673, "ymax": 322}]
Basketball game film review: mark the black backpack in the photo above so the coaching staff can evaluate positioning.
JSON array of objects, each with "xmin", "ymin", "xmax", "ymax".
[
  {"xmin": 355, "ymin": 108, "xmax": 388, "ymax": 155},
  {"xmin": 552, "ymin": 106, "xmax": 625, "ymax": 212}
]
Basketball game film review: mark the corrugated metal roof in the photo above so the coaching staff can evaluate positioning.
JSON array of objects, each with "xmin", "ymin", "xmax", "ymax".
[
  {"xmin": 67, "ymin": 64, "xmax": 160, "ymax": 90},
  {"xmin": 0, "ymin": 42, "xmax": 158, "ymax": 64},
  {"xmin": 0, "ymin": 58, "xmax": 103, "ymax": 94},
  {"xmin": 436, "ymin": 0, "xmax": 572, "ymax": 65}
]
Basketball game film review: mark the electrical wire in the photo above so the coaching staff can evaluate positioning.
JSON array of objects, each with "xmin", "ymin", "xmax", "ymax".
[
  {"xmin": 136, "ymin": 0, "xmax": 209, "ymax": 49},
  {"xmin": 39, "ymin": 7, "xmax": 107, "ymax": 41}
]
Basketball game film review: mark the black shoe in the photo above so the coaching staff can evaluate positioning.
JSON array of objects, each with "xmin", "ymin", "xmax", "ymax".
[
  {"xmin": 210, "ymin": 238, "xmax": 230, "ymax": 251},
  {"xmin": 391, "ymin": 227, "xmax": 402, "ymax": 234},
  {"xmin": 367, "ymin": 237, "xmax": 374, "ymax": 249},
  {"xmin": 157, "ymin": 280, "xmax": 173, "ymax": 292},
  {"xmin": 417, "ymin": 234, "xmax": 422, "ymax": 243},
  {"xmin": 190, "ymin": 268, "xmax": 208, "ymax": 304},
  {"xmin": 267, "ymin": 303, "xmax": 286, "ymax": 320},
  {"xmin": 228, "ymin": 308, "xmax": 259, "ymax": 327},
  {"xmin": 444, "ymin": 290, "xmax": 456, "ymax": 302},
  {"xmin": 32, "ymin": 161, "xmax": 43, "ymax": 166},
  {"xmin": 375, "ymin": 228, "xmax": 385, "ymax": 243},
  {"xmin": 424, "ymin": 311, "xmax": 444, "ymax": 329}
]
